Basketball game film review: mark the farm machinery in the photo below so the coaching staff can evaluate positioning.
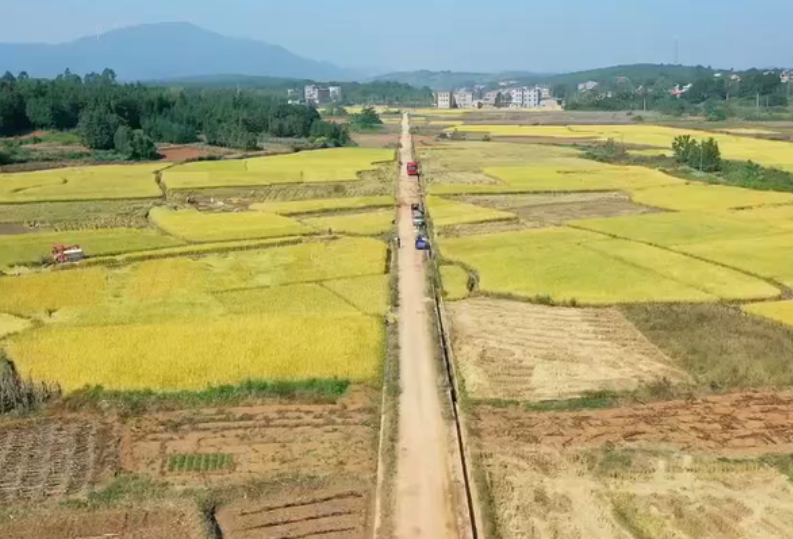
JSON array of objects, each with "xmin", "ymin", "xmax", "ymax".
[{"xmin": 51, "ymin": 244, "xmax": 85, "ymax": 265}]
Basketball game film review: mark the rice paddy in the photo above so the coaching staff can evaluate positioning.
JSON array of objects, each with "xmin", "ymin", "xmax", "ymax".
[
  {"xmin": 744, "ymin": 300, "xmax": 793, "ymax": 328},
  {"xmin": 439, "ymin": 228, "xmax": 778, "ymax": 304},
  {"xmin": 149, "ymin": 207, "xmax": 314, "ymax": 243},
  {"xmin": 439, "ymin": 265, "xmax": 470, "ymax": 301},
  {"xmin": 482, "ymin": 165, "xmax": 683, "ymax": 192},
  {"xmin": 161, "ymin": 148, "xmax": 393, "ymax": 189},
  {"xmin": 629, "ymin": 183, "xmax": 793, "ymax": 211},
  {"xmin": 1, "ymin": 237, "xmax": 389, "ymax": 391},
  {"xmin": 0, "ymin": 164, "xmax": 165, "ymax": 203},
  {"xmin": 428, "ymin": 196, "xmax": 517, "ymax": 227},
  {"xmin": 300, "ymin": 209, "xmax": 394, "ymax": 235},
  {"xmin": 250, "ymin": 195, "xmax": 394, "ymax": 215},
  {"xmin": 0, "ymin": 228, "xmax": 184, "ymax": 268},
  {"xmin": 448, "ymin": 124, "xmax": 793, "ymax": 172}
]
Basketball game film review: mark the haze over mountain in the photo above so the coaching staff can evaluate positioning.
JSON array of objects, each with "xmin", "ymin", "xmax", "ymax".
[{"xmin": 0, "ymin": 22, "xmax": 361, "ymax": 82}]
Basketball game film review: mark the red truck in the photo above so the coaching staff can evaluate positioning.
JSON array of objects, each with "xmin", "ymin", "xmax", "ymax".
[{"xmin": 406, "ymin": 161, "xmax": 420, "ymax": 177}]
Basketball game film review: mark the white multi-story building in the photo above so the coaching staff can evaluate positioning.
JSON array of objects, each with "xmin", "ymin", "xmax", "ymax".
[
  {"xmin": 483, "ymin": 90, "xmax": 501, "ymax": 107},
  {"xmin": 328, "ymin": 86, "xmax": 343, "ymax": 102},
  {"xmin": 304, "ymin": 85, "xmax": 331, "ymax": 106},
  {"xmin": 287, "ymin": 88, "xmax": 301, "ymax": 105},
  {"xmin": 507, "ymin": 86, "xmax": 542, "ymax": 108},
  {"xmin": 453, "ymin": 91, "xmax": 474, "ymax": 109},
  {"xmin": 435, "ymin": 92, "xmax": 453, "ymax": 109}
]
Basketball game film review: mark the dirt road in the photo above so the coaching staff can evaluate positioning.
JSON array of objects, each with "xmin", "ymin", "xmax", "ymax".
[{"xmin": 394, "ymin": 114, "xmax": 458, "ymax": 538}]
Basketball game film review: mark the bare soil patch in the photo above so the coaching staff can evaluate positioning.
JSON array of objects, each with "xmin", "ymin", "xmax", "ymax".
[
  {"xmin": 122, "ymin": 389, "xmax": 377, "ymax": 489},
  {"xmin": 449, "ymin": 299, "xmax": 686, "ymax": 401},
  {"xmin": 0, "ymin": 416, "xmax": 120, "ymax": 504},
  {"xmin": 217, "ymin": 477, "xmax": 370, "ymax": 539},
  {"xmin": 157, "ymin": 145, "xmax": 211, "ymax": 162},
  {"xmin": 0, "ymin": 501, "xmax": 204, "ymax": 539}
]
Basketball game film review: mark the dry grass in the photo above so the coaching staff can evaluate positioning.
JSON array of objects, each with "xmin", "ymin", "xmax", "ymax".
[{"xmin": 622, "ymin": 303, "xmax": 793, "ymax": 390}]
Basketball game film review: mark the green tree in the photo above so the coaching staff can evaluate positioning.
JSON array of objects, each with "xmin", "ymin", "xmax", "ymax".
[
  {"xmin": 129, "ymin": 130, "xmax": 158, "ymax": 160},
  {"xmin": 114, "ymin": 125, "xmax": 133, "ymax": 155},
  {"xmin": 698, "ymin": 138, "xmax": 722, "ymax": 172},
  {"xmin": 672, "ymin": 135, "xmax": 697, "ymax": 164},
  {"xmin": 350, "ymin": 106, "xmax": 383, "ymax": 130},
  {"xmin": 79, "ymin": 106, "xmax": 123, "ymax": 150}
]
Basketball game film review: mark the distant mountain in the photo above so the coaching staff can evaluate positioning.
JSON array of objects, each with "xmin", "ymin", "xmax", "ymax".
[{"xmin": 0, "ymin": 22, "xmax": 360, "ymax": 82}]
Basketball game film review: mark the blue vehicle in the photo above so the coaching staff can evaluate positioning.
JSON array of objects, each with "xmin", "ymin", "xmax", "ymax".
[{"xmin": 415, "ymin": 236, "xmax": 430, "ymax": 251}]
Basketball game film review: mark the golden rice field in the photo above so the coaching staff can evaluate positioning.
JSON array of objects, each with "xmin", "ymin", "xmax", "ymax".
[
  {"xmin": 428, "ymin": 196, "xmax": 517, "ymax": 227},
  {"xmin": 149, "ymin": 207, "xmax": 314, "ymax": 243},
  {"xmin": 439, "ymin": 227, "xmax": 778, "ymax": 304},
  {"xmin": 250, "ymin": 195, "xmax": 394, "ymax": 215},
  {"xmin": 744, "ymin": 300, "xmax": 793, "ymax": 328},
  {"xmin": 629, "ymin": 183, "xmax": 793, "ymax": 211},
  {"xmin": 573, "ymin": 211, "xmax": 781, "ymax": 247},
  {"xmin": 0, "ymin": 313, "xmax": 31, "ymax": 339},
  {"xmin": 480, "ymin": 164, "xmax": 683, "ymax": 193},
  {"xmin": 161, "ymin": 148, "xmax": 393, "ymax": 189},
  {"xmin": 0, "ymin": 164, "xmax": 164, "ymax": 203},
  {"xmin": 300, "ymin": 209, "xmax": 394, "ymax": 235},
  {"xmin": 0, "ymin": 237, "xmax": 389, "ymax": 390},
  {"xmin": 7, "ymin": 315, "xmax": 382, "ymax": 391},
  {"xmin": 448, "ymin": 124, "xmax": 793, "ymax": 172},
  {"xmin": 0, "ymin": 227, "xmax": 184, "ymax": 267},
  {"xmin": 679, "ymin": 233, "xmax": 793, "ymax": 288},
  {"xmin": 439, "ymin": 265, "xmax": 470, "ymax": 301}
]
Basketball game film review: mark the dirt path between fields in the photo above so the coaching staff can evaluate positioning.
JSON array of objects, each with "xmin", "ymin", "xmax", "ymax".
[{"xmin": 394, "ymin": 114, "xmax": 459, "ymax": 538}]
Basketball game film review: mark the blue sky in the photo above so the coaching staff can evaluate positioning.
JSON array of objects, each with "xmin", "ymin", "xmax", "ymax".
[{"xmin": 2, "ymin": 0, "xmax": 791, "ymax": 72}]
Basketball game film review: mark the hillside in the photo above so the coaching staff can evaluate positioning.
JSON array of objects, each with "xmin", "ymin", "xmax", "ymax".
[
  {"xmin": 372, "ymin": 64, "xmax": 721, "ymax": 89},
  {"xmin": 0, "ymin": 22, "xmax": 358, "ymax": 82}
]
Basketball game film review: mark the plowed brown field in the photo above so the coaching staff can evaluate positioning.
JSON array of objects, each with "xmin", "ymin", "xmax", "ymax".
[
  {"xmin": 0, "ymin": 417, "xmax": 119, "ymax": 504},
  {"xmin": 217, "ymin": 479, "xmax": 371, "ymax": 539},
  {"xmin": 450, "ymin": 299, "xmax": 687, "ymax": 401}
]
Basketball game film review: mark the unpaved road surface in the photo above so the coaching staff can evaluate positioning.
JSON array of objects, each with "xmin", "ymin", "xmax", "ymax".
[{"xmin": 394, "ymin": 114, "xmax": 458, "ymax": 538}]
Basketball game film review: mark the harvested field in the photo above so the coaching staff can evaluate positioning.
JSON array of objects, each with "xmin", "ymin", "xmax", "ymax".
[
  {"xmin": 217, "ymin": 479, "xmax": 371, "ymax": 539},
  {"xmin": 157, "ymin": 145, "xmax": 211, "ymax": 162},
  {"xmin": 474, "ymin": 437, "xmax": 793, "ymax": 539},
  {"xmin": 449, "ymin": 299, "xmax": 686, "ymax": 401},
  {"xmin": 123, "ymin": 392, "xmax": 376, "ymax": 488},
  {"xmin": 474, "ymin": 391, "xmax": 793, "ymax": 455},
  {"xmin": 0, "ymin": 417, "xmax": 119, "ymax": 504},
  {"xmin": 0, "ymin": 199, "xmax": 156, "ymax": 229},
  {"xmin": 0, "ymin": 502, "xmax": 204, "ymax": 539}
]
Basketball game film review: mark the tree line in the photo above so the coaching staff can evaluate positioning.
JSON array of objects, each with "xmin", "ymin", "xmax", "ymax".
[
  {"xmin": 0, "ymin": 69, "xmax": 351, "ymax": 159},
  {"xmin": 559, "ymin": 68, "xmax": 791, "ymax": 118}
]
